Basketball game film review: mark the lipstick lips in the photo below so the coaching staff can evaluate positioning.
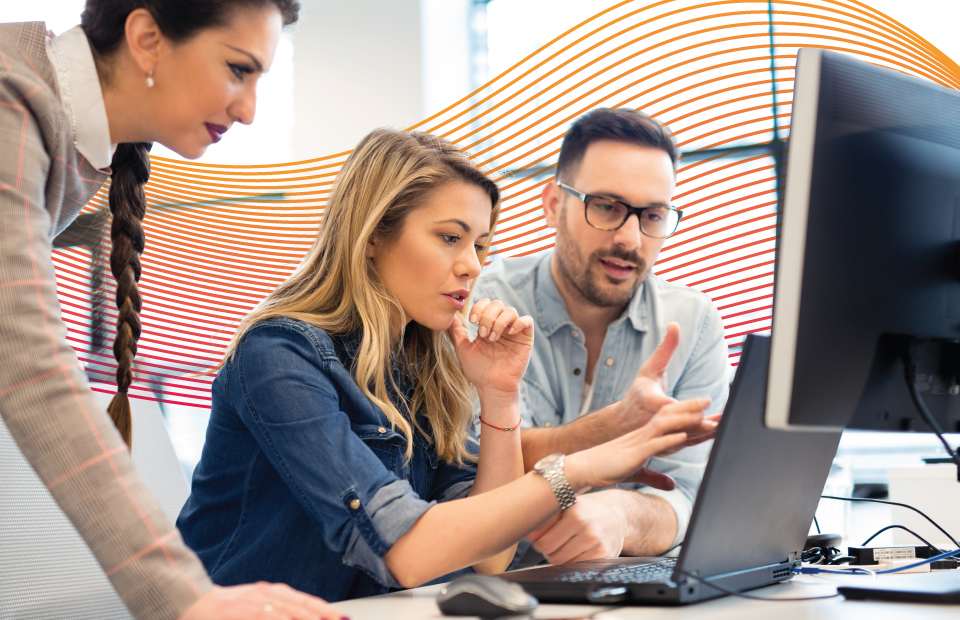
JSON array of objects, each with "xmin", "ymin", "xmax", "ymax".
[{"xmin": 205, "ymin": 123, "xmax": 228, "ymax": 144}]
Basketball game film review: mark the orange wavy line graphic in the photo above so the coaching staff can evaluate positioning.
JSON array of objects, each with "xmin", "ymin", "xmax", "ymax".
[{"xmin": 52, "ymin": 0, "xmax": 960, "ymax": 405}]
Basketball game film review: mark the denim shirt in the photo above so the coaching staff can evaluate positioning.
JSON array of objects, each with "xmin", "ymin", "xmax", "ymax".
[
  {"xmin": 177, "ymin": 318, "xmax": 477, "ymax": 602},
  {"xmin": 474, "ymin": 251, "xmax": 730, "ymax": 548}
]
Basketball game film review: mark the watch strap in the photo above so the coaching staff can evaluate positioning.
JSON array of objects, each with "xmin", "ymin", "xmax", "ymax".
[{"xmin": 540, "ymin": 460, "xmax": 577, "ymax": 510}]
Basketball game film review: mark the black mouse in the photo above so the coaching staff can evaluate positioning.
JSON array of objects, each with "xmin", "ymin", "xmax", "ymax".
[{"xmin": 436, "ymin": 574, "xmax": 539, "ymax": 617}]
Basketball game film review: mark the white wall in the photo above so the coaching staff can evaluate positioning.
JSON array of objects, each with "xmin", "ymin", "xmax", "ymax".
[
  {"xmin": 291, "ymin": 0, "xmax": 424, "ymax": 159},
  {"xmin": 420, "ymin": 0, "xmax": 472, "ymax": 118}
]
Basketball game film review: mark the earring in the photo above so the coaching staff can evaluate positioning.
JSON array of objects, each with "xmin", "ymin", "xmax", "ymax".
[{"xmin": 145, "ymin": 71, "xmax": 155, "ymax": 88}]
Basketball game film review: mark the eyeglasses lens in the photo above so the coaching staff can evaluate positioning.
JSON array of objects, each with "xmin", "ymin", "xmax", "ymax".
[{"xmin": 585, "ymin": 198, "xmax": 679, "ymax": 238}]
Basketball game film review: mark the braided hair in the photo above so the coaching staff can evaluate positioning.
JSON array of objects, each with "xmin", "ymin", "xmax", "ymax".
[{"xmin": 81, "ymin": 0, "xmax": 301, "ymax": 448}]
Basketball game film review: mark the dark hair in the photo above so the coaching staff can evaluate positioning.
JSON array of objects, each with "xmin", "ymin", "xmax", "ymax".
[
  {"xmin": 556, "ymin": 108, "xmax": 676, "ymax": 183},
  {"xmin": 81, "ymin": 0, "xmax": 300, "ymax": 448}
]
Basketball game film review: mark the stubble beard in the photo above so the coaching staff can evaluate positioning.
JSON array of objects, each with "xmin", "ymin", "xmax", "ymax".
[{"xmin": 554, "ymin": 210, "xmax": 646, "ymax": 308}]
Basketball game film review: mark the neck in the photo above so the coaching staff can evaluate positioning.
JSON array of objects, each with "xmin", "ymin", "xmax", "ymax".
[{"xmin": 98, "ymin": 49, "xmax": 155, "ymax": 144}]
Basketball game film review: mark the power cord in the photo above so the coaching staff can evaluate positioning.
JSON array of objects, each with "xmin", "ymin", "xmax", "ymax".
[
  {"xmin": 904, "ymin": 339, "xmax": 960, "ymax": 482},
  {"xmin": 861, "ymin": 524, "xmax": 943, "ymax": 555},
  {"xmin": 798, "ymin": 547, "xmax": 960, "ymax": 576},
  {"xmin": 820, "ymin": 495, "xmax": 959, "ymax": 548}
]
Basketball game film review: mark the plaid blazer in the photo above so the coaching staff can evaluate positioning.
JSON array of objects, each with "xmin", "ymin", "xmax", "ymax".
[{"xmin": 0, "ymin": 22, "xmax": 213, "ymax": 620}]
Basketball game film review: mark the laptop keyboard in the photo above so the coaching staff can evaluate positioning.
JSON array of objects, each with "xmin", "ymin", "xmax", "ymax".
[{"xmin": 558, "ymin": 558, "xmax": 677, "ymax": 584}]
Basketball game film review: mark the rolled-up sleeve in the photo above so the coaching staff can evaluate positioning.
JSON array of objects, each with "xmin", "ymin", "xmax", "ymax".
[
  {"xmin": 232, "ymin": 324, "xmax": 432, "ymax": 586},
  {"xmin": 342, "ymin": 480, "xmax": 433, "ymax": 587}
]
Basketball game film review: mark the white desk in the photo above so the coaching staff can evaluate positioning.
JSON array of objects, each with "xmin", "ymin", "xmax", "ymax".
[{"xmin": 335, "ymin": 574, "xmax": 960, "ymax": 620}]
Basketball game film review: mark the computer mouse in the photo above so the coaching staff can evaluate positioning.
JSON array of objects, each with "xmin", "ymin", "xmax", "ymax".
[{"xmin": 436, "ymin": 573, "xmax": 539, "ymax": 617}]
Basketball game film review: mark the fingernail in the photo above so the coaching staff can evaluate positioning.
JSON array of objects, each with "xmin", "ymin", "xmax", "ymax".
[
  {"xmin": 479, "ymin": 326, "xmax": 488, "ymax": 337},
  {"xmin": 490, "ymin": 332, "xmax": 498, "ymax": 341},
  {"xmin": 508, "ymin": 327, "xmax": 517, "ymax": 335},
  {"xmin": 470, "ymin": 314, "xmax": 477, "ymax": 322}
]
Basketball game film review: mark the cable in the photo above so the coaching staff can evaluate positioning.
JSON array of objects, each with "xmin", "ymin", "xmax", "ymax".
[
  {"xmin": 814, "ymin": 515, "xmax": 820, "ymax": 534},
  {"xmin": 861, "ymin": 525, "xmax": 942, "ymax": 554},
  {"xmin": 820, "ymin": 495, "xmax": 959, "ymax": 548},
  {"xmin": 674, "ymin": 569, "xmax": 841, "ymax": 601},
  {"xmin": 904, "ymin": 340, "xmax": 960, "ymax": 480},
  {"xmin": 795, "ymin": 566, "xmax": 877, "ymax": 577}
]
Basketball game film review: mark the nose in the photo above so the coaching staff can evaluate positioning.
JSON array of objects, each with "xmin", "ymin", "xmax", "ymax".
[
  {"xmin": 611, "ymin": 211, "xmax": 643, "ymax": 251},
  {"xmin": 458, "ymin": 246, "xmax": 483, "ymax": 281},
  {"xmin": 230, "ymin": 85, "xmax": 257, "ymax": 126}
]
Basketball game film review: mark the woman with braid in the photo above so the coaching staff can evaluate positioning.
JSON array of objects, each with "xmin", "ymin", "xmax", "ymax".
[{"xmin": 0, "ymin": 2, "xmax": 342, "ymax": 619}]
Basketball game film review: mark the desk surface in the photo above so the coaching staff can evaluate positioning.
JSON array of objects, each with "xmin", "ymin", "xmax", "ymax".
[{"xmin": 335, "ymin": 574, "xmax": 960, "ymax": 620}]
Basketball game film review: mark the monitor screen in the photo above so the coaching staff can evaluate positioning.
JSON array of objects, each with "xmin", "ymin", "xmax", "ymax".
[{"xmin": 766, "ymin": 48, "xmax": 960, "ymax": 434}]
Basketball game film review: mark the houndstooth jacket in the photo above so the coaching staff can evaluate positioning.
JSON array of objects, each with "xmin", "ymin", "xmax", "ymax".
[{"xmin": 0, "ymin": 22, "xmax": 213, "ymax": 620}]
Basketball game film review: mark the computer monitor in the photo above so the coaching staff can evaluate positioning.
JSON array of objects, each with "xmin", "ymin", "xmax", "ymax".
[{"xmin": 766, "ymin": 48, "xmax": 960, "ymax": 434}]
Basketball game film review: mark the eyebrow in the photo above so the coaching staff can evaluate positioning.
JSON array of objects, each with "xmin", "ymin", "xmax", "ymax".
[
  {"xmin": 437, "ymin": 218, "xmax": 491, "ymax": 237},
  {"xmin": 224, "ymin": 44, "xmax": 263, "ymax": 72}
]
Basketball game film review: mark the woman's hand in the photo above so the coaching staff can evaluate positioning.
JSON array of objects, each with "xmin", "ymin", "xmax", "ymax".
[
  {"xmin": 177, "ymin": 583, "xmax": 345, "ymax": 620},
  {"xmin": 448, "ymin": 298, "xmax": 534, "ymax": 401},
  {"xmin": 564, "ymin": 399, "xmax": 711, "ymax": 491}
]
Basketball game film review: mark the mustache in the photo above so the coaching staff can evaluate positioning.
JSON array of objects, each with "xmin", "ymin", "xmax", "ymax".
[{"xmin": 590, "ymin": 246, "xmax": 644, "ymax": 268}]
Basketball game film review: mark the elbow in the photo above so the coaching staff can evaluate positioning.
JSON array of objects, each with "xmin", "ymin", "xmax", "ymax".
[{"xmin": 385, "ymin": 553, "xmax": 430, "ymax": 590}]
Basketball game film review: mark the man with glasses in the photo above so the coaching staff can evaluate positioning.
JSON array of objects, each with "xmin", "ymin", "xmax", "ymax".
[{"xmin": 472, "ymin": 107, "xmax": 728, "ymax": 567}]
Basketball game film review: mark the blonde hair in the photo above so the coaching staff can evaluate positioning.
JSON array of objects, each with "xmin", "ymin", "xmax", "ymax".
[{"xmin": 224, "ymin": 129, "xmax": 500, "ymax": 464}]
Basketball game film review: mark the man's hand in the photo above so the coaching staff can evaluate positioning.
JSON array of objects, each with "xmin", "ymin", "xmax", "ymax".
[
  {"xmin": 525, "ymin": 490, "xmax": 677, "ymax": 564},
  {"xmin": 616, "ymin": 322, "xmax": 681, "ymax": 430},
  {"xmin": 613, "ymin": 322, "xmax": 718, "ymax": 454}
]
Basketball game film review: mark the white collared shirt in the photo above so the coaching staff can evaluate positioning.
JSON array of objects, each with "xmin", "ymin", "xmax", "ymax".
[{"xmin": 45, "ymin": 25, "xmax": 116, "ymax": 171}]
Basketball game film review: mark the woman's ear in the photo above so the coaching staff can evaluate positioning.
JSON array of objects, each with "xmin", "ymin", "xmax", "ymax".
[
  {"xmin": 124, "ymin": 7, "xmax": 164, "ymax": 74},
  {"xmin": 365, "ymin": 236, "xmax": 377, "ymax": 259}
]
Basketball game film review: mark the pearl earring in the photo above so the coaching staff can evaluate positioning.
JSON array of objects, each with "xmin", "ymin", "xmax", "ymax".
[{"xmin": 145, "ymin": 71, "xmax": 155, "ymax": 88}]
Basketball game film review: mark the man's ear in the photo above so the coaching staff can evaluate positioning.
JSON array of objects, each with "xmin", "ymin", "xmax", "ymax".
[
  {"xmin": 542, "ymin": 180, "xmax": 564, "ymax": 229},
  {"xmin": 125, "ymin": 8, "xmax": 163, "ymax": 74}
]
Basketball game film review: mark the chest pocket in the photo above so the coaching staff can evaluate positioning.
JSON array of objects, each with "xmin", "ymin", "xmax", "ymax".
[{"xmin": 351, "ymin": 423, "xmax": 406, "ymax": 476}]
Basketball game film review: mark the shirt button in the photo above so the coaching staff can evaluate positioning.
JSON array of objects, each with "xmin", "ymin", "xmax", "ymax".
[
  {"xmin": 605, "ymin": 357, "xmax": 614, "ymax": 366},
  {"xmin": 378, "ymin": 426, "xmax": 386, "ymax": 434},
  {"xmin": 571, "ymin": 330, "xmax": 580, "ymax": 339},
  {"xmin": 573, "ymin": 368, "xmax": 581, "ymax": 376},
  {"xmin": 544, "ymin": 422, "xmax": 551, "ymax": 427},
  {"xmin": 349, "ymin": 499, "xmax": 361, "ymax": 510}
]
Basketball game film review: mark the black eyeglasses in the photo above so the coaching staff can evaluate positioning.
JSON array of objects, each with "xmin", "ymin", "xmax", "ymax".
[{"xmin": 557, "ymin": 181, "xmax": 683, "ymax": 239}]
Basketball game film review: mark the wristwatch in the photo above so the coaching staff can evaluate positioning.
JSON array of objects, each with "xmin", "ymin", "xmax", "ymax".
[{"xmin": 533, "ymin": 453, "xmax": 577, "ymax": 510}]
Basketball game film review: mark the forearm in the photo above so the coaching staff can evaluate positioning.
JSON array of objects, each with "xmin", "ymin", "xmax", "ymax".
[
  {"xmin": 612, "ymin": 490, "xmax": 678, "ymax": 557},
  {"xmin": 469, "ymin": 391, "xmax": 525, "ymax": 573},
  {"xmin": 520, "ymin": 401, "xmax": 630, "ymax": 471},
  {"xmin": 385, "ymin": 471, "xmax": 560, "ymax": 588},
  {"xmin": 0, "ymin": 152, "xmax": 212, "ymax": 618}
]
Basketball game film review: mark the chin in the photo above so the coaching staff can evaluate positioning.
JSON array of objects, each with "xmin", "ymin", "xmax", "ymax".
[
  {"xmin": 161, "ymin": 138, "xmax": 209, "ymax": 160},
  {"xmin": 416, "ymin": 312, "xmax": 457, "ymax": 333}
]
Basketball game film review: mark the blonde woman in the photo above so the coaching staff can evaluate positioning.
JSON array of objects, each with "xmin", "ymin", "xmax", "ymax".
[{"xmin": 177, "ymin": 129, "xmax": 711, "ymax": 602}]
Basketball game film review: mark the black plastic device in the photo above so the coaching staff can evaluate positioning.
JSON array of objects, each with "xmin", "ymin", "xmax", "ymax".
[
  {"xmin": 499, "ymin": 335, "xmax": 842, "ymax": 605},
  {"xmin": 767, "ymin": 48, "xmax": 960, "ymax": 434}
]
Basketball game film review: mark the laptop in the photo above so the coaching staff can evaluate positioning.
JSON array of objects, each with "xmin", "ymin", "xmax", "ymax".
[{"xmin": 500, "ymin": 334, "xmax": 843, "ymax": 604}]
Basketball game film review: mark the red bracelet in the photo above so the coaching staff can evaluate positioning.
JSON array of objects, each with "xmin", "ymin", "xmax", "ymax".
[{"xmin": 479, "ymin": 416, "xmax": 520, "ymax": 432}]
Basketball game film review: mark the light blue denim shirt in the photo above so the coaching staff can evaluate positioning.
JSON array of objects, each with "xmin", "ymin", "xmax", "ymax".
[{"xmin": 473, "ymin": 250, "xmax": 730, "ymax": 548}]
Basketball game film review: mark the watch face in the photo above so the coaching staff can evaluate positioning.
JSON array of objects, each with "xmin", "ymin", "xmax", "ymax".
[{"xmin": 535, "ymin": 453, "xmax": 563, "ymax": 471}]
